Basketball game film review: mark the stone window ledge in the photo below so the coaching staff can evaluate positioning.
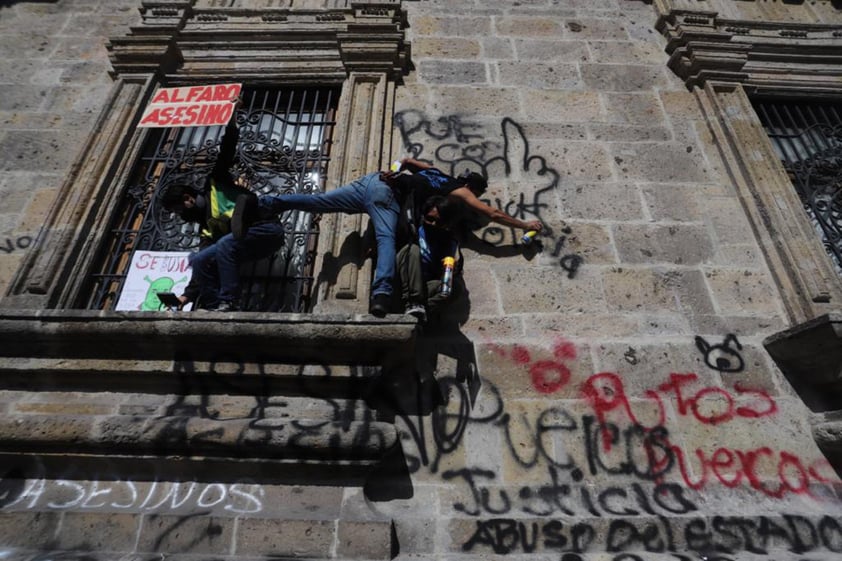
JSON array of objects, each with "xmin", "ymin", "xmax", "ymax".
[
  {"xmin": 764, "ymin": 312, "xmax": 842, "ymax": 411},
  {"xmin": 0, "ymin": 309, "xmax": 417, "ymax": 366},
  {"xmin": 764, "ymin": 312, "xmax": 842, "ymax": 470}
]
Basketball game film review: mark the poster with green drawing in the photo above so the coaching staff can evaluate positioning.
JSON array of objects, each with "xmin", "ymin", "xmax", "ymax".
[{"xmin": 115, "ymin": 251, "xmax": 193, "ymax": 311}]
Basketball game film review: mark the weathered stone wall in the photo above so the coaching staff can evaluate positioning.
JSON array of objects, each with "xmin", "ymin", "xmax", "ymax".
[
  {"xmin": 0, "ymin": 1, "xmax": 841, "ymax": 561},
  {"xmin": 0, "ymin": 0, "xmax": 139, "ymax": 293},
  {"xmin": 385, "ymin": 1, "xmax": 841, "ymax": 560}
]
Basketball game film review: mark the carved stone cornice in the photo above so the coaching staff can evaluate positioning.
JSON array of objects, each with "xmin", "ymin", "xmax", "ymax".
[
  {"xmin": 107, "ymin": 1, "xmax": 410, "ymax": 84},
  {"xmin": 106, "ymin": 1, "xmax": 192, "ymax": 79},
  {"xmin": 657, "ymin": 9, "xmax": 842, "ymax": 92}
]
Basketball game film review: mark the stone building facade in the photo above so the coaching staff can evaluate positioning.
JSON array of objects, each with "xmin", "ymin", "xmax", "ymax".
[{"xmin": 0, "ymin": 0, "xmax": 841, "ymax": 560}]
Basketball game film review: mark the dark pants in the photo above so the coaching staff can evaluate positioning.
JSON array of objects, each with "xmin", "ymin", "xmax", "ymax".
[
  {"xmin": 189, "ymin": 220, "xmax": 285, "ymax": 306},
  {"xmin": 396, "ymin": 243, "xmax": 454, "ymax": 314}
]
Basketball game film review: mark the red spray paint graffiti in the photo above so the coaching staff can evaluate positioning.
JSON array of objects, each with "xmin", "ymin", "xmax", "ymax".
[
  {"xmin": 489, "ymin": 339, "xmax": 577, "ymax": 395},
  {"xmin": 488, "ymin": 337, "xmax": 838, "ymax": 499},
  {"xmin": 580, "ymin": 372, "xmax": 831, "ymax": 499}
]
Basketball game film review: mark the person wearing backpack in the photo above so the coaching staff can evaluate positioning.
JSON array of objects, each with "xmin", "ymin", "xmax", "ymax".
[
  {"xmin": 231, "ymin": 156, "xmax": 543, "ymax": 317},
  {"xmin": 396, "ymin": 195, "xmax": 462, "ymax": 323},
  {"xmin": 160, "ymin": 119, "xmax": 285, "ymax": 312},
  {"xmin": 389, "ymin": 157, "xmax": 544, "ymax": 238}
]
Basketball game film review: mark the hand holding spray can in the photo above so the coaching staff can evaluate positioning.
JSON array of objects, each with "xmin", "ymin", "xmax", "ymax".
[
  {"xmin": 521, "ymin": 230, "xmax": 538, "ymax": 245},
  {"xmin": 440, "ymin": 256, "xmax": 456, "ymax": 297}
]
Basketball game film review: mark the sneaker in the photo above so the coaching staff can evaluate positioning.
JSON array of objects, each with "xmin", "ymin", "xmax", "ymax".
[
  {"xmin": 369, "ymin": 293, "xmax": 391, "ymax": 317},
  {"xmin": 405, "ymin": 304, "xmax": 427, "ymax": 322},
  {"xmin": 214, "ymin": 300, "xmax": 239, "ymax": 312},
  {"xmin": 231, "ymin": 193, "xmax": 258, "ymax": 240}
]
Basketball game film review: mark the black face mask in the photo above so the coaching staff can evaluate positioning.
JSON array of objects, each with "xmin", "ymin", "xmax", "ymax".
[{"xmin": 193, "ymin": 193, "xmax": 207, "ymax": 211}]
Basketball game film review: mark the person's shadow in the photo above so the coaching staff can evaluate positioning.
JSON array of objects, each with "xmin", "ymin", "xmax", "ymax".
[{"xmin": 367, "ymin": 274, "xmax": 480, "ymax": 418}]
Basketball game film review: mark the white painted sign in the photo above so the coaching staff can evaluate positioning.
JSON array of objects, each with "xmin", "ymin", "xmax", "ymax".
[
  {"xmin": 115, "ymin": 251, "xmax": 192, "ymax": 311},
  {"xmin": 138, "ymin": 83, "xmax": 242, "ymax": 128}
]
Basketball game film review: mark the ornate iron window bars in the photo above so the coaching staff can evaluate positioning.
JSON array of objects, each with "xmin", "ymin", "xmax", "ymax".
[
  {"xmin": 82, "ymin": 87, "xmax": 338, "ymax": 312},
  {"xmin": 754, "ymin": 99, "xmax": 842, "ymax": 277}
]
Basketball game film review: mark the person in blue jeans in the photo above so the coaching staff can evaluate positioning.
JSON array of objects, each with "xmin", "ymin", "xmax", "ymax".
[
  {"xmin": 180, "ymin": 220, "xmax": 285, "ymax": 311},
  {"xmin": 237, "ymin": 172, "xmax": 400, "ymax": 317},
  {"xmin": 161, "ymin": 119, "xmax": 285, "ymax": 311}
]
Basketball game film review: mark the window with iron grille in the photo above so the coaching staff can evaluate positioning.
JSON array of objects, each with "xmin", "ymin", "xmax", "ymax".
[
  {"xmin": 753, "ymin": 98, "xmax": 842, "ymax": 277},
  {"xmin": 81, "ymin": 86, "xmax": 338, "ymax": 312}
]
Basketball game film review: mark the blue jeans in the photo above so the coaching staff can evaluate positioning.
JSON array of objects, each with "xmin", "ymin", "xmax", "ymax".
[
  {"xmin": 264, "ymin": 172, "xmax": 399, "ymax": 297},
  {"xmin": 189, "ymin": 221, "xmax": 285, "ymax": 306}
]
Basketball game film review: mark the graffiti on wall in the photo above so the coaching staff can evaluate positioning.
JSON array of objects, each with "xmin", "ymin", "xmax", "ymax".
[
  {"xmin": 461, "ymin": 515, "xmax": 842, "ymax": 556},
  {"xmin": 695, "ymin": 334, "xmax": 745, "ymax": 373},
  {"xmin": 1, "ymin": 478, "xmax": 263, "ymax": 514},
  {"xmin": 394, "ymin": 111, "xmax": 584, "ymax": 279},
  {"xmin": 436, "ymin": 337, "xmax": 841, "ymax": 558},
  {"xmin": 0, "ymin": 234, "xmax": 35, "ymax": 255},
  {"xmin": 1, "ymin": 341, "xmax": 839, "ymax": 559}
]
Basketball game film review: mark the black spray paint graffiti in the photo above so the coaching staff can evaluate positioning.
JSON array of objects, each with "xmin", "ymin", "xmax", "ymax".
[
  {"xmin": 400, "ymin": 376, "xmax": 701, "ymax": 520},
  {"xmin": 444, "ymin": 466, "xmax": 697, "ymax": 518},
  {"xmin": 152, "ymin": 355, "xmax": 708, "ymax": 523},
  {"xmin": 387, "ymin": 356, "xmax": 841, "ymax": 558},
  {"xmin": 400, "ymin": 369, "xmax": 668, "ymax": 489},
  {"xmin": 695, "ymin": 334, "xmax": 745, "ymax": 373},
  {"xmin": 162, "ymin": 354, "xmax": 389, "ymax": 461},
  {"xmin": 394, "ymin": 111, "xmax": 584, "ymax": 279},
  {"xmin": 0, "ymin": 234, "xmax": 34, "ymax": 254},
  {"xmin": 6, "ymin": 351, "xmax": 838, "ymax": 560},
  {"xmin": 462, "ymin": 515, "xmax": 842, "ymax": 556}
]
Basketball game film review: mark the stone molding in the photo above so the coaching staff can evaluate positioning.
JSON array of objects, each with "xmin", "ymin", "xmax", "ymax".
[
  {"xmin": 320, "ymin": 73, "xmax": 396, "ymax": 309},
  {"xmin": 695, "ymin": 81, "xmax": 842, "ymax": 323},
  {"xmin": 108, "ymin": 0, "xmax": 410, "ymax": 84},
  {"xmin": 653, "ymin": 2, "xmax": 842, "ymax": 324},
  {"xmin": 0, "ymin": 309, "xmax": 417, "ymax": 366},
  {"xmin": 0, "ymin": 413, "xmax": 397, "ymax": 461},
  {"xmin": 657, "ymin": 8, "xmax": 842, "ymax": 92},
  {"xmin": 1, "ymin": 79, "xmax": 152, "ymax": 309}
]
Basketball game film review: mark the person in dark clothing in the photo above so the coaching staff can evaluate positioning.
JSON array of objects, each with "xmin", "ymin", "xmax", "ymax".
[
  {"xmin": 243, "ymin": 171, "xmax": 400, "ymax": 317},
  {"xmin": 389, "ymin": 157, "xmax": 544, "ymax": 237},
  {"xmin": 396, "ymin": 195, "xmax": 461, "ymax": 323},
  {"xmin": 160, "ymin": 119, "xmax": 285, "ymax": 311},
  {"xmin": 231, "ymin": 156, "xmax": 543, "ymax": 317}
]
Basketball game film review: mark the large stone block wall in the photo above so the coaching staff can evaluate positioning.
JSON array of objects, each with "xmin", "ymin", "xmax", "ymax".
[
  {"xmin": 0, "ymin": 0, "xmax": 139, "ymax": 294},
  {"xmin": 0, "ymin": 1, "xmax": 841, "ymax": 561},
  {"xmin": 390, "ymin": 0, "xmax": 842, "ymax": 560}
]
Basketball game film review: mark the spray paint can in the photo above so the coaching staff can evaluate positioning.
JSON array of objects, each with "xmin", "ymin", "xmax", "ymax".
[
  {"xmin": 521, "ymin": 230, "xmax": 538, "ymax": 245},
  {"xmin": 390, "ymin": 160, "xmax": 402, "ymax": 173},
  {"xmin": 440, "ymin": 256, "xmax": 456, "ymax": 297}
]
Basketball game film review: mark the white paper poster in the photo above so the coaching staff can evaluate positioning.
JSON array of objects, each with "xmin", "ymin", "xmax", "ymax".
[{"xmin": 115, "ymin": 251, "xmax": 192, "ymax": 311}]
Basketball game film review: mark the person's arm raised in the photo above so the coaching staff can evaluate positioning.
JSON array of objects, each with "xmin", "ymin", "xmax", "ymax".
[
  {"xmin": 449, "ymin": 186, "xmax": 543, "ymax": 232},
  {"xmin": 400, "ymin": 157, "xmax": 434, "ymax": 171}
]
